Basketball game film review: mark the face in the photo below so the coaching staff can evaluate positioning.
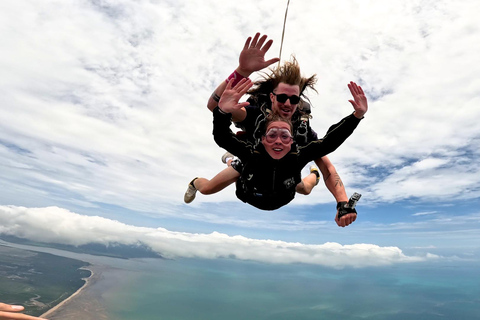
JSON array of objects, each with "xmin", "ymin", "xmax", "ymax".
[
  {"xmin": 261, "ymin": 121, "xmax": 293, "ymax": 160},
  {"xmin": 270, "ymin": 82, "xmax": 301, "ymax": 119}
]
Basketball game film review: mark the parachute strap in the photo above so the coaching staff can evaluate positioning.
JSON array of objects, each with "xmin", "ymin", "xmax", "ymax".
[{"xmin": 278, "ymin": 0, "xmax": 291, "ymax": 64}]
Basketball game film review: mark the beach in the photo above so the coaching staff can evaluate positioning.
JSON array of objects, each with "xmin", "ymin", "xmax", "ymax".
[
  {"xmin": 0, "ymin": 241, "xmax": 140, "ymax": 319},
  {"xmin": 40, "ymin": 265, "xmax": 110, "ymax": 320}
]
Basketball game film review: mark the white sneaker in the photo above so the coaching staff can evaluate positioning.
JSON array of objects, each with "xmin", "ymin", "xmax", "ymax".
[
  {"xmin": 184, "ymin": 178, "xmax": 198, "ymax": 203},
  {"xmin": 221, "ymin": 152, "xmax": 234, "ymax": 164},
  {"xmin": 309, "ymin": 166, "xmax": 320, "ymax": 186}
]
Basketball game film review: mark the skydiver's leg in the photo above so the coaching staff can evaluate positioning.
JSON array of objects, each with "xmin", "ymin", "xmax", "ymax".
[
  {"xmin": 184, "ymin": 166, "xmax": 239, "ymax": 204},
  {"xmin": 194, "ymin": 166, "xmax": 240, "ymax": 195},
  {"xmin": 296, "ymin": 166, "xmax": 320, "ymax": 195}
]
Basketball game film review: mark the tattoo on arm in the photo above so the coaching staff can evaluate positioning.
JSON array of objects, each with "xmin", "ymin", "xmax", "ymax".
[
  {"xmin": 334, "ymin": 173, "xmax": 344, "ymax": 188},
  {"xmin": 211, "ymin": 91, "xmax": 221, "ymax": 103},
  {"xmin": 325, "ymin": 171, "xmax": 343, "ymax": 186}
]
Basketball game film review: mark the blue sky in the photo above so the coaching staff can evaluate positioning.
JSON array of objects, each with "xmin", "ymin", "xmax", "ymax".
[{"xmin": 1, "ymin": 0, "xmax": 479, "ymax": 268}]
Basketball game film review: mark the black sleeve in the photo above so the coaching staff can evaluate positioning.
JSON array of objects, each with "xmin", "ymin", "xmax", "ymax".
[
  {"xmin": 297, "ymin": 113, "xmax": 362, "ymax": 167},
  {"xmin": 212, "ymin": 107, "xmax": 253, "ymax": 160}
]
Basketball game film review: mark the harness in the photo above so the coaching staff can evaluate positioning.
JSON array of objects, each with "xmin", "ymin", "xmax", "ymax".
[{"xmin": 241, "ymin": 94, "xmax": 314, "ymax": 147}]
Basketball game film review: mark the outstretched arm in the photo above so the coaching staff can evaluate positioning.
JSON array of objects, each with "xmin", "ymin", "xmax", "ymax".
[
  {"xmin": 207, "ymin": 32, "xmax": 280, "ymax": 122},
  {"xmin": 300, "ymin": 81, "xmax": 368, "ymax": 160}
]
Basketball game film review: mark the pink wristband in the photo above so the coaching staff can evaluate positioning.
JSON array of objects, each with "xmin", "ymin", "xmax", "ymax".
[{"xmin": 225, "ymin": 70, "xmax": 246, "ymax": 87}]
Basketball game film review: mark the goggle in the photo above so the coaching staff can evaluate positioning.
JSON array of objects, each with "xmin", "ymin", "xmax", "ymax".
[
  {"xmin": 272, "ymin": 92, "xmax": 301, "ymax": 105},
  {"xmin": 264, "ymin": 128, "xmax": 293, "ymax": 144}
]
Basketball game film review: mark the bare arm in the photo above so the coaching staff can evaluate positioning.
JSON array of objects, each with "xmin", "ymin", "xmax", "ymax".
[
  {"xmin": 315, "ymin": 156, "xmax": 348, "ymax": 203},
  {"xmin": 207, "ymin": 32, "xmax": 279, "ymax": 122},
  {"xmin": 315, "ymin": 156, "xmax": 356, "ymax": 228}
]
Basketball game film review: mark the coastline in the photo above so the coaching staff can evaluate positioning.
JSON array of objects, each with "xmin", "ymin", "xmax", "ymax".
[
  {"xmin": 40, "ymin": 264, "xmax": 109, "ymax": 320},
  {"xmin": 0, "ymin": 241, "xmax": 134, "ymax": 319}
]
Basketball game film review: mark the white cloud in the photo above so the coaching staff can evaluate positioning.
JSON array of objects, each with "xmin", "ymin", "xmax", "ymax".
[
  {"xmin": 412, "ymin": 211, "xmax": 437, "ymax": 217},
  {"xmin": 0, "ymin": 205, "xmax": 436, "ymax": 268}
]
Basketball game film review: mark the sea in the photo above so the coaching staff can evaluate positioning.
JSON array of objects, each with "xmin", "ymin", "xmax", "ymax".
[{"xmin": 3, "ymin": 242, "xmax": 480, "ymax": 320}]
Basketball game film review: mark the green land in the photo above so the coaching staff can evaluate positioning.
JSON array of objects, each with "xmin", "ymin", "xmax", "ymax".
[{"xmin": 0, "ymin": 245, "xmax": 90, "ymax": 317}]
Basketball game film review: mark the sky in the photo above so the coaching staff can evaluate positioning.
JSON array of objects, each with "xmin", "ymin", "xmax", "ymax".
[{"xmin": 1, "ymin": 0, "xmax": 480, "ymax": 268}]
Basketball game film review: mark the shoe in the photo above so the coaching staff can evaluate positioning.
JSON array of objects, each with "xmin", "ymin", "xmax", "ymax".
[
  {"xmin": 221, "ymin": 152, "xmax": 234, "ymax": 164},
  {"xmin": 310, "ymin": 166, "xmax": 320, "ymax": 186},
  {"xmin": 184, "ymin": 178, "xmax": 198, "ymax": 203}
]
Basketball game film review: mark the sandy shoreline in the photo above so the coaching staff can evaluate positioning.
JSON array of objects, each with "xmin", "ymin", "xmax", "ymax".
[
  {"xmin": 40, "ymin": 264, "xmax": 110, "ymax": 320},
  {"xmin": 40, "ymin": 265, "xmax": 93, "ymax": 318}
]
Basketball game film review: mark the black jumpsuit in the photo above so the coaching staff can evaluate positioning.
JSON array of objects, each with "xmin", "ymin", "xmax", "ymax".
[{"xmin": 212, "ymin": 107, "xmax": 362, "ymax": 210}]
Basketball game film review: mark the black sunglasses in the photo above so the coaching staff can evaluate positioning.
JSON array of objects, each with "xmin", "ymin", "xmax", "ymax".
[{"xmin": 272, "ymin": 92, "xmax": 301, "ymax": 105}]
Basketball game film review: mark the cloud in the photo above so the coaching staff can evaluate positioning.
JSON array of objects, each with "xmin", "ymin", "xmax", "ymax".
[
  {"xmin": 0, "ymin": 205, "xmax": 436, "ymax": 268},
  {"xmin": 412, "ymin": 211, "xmax": 437, "ymax": 217}
]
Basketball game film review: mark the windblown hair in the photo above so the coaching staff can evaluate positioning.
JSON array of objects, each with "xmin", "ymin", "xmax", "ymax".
[{"xmin": 247, "ymin": 56, "xmax": 317, "ymax": 104}]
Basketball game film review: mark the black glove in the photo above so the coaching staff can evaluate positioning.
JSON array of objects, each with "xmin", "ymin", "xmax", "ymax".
[{"xmin": 337, "ymin": 201, "xmax": 357, "ymax": 220}]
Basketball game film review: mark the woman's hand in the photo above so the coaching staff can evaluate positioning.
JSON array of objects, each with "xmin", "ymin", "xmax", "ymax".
[
  {"xmin": 347, "ymin": 81, "xmax": 368, "ymax": 119},
  {"xmin": 218, "ymin": 78, "xmax": 253, "ymax": 114}
]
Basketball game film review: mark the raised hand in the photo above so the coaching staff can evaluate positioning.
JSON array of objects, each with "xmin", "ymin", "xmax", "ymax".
[
  {"xmin": 218, "ymin": 78, "xmax": 253, "ymax": 114},
  {"xmin": 237, "ymin": 33, "xmax": 280, "ymax": 77},
  {"xmin": 347, "ymin": 81, "xmax": 368, "ymax": 119}
]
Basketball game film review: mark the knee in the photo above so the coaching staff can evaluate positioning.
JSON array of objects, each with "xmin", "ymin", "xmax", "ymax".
[
  {"xmin": 297, "ymin": 189, "xmax": 310, "ymax": 195},
  {"xmin": 301, "ymin": 189, "xmax": 311, "ymax": 195},
  {"xmin": 197, "ymin": 183, "xmax": 215, "ymax": 195},
  {"xmin": 198, "ymin": 188, "xmax": 215, "ymax": 195},
  {"xmin": 296, "ymin": 183, "xmax": 310, "ymax": 195}
]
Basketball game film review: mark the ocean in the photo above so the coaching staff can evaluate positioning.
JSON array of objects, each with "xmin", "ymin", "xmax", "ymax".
[
  {"xmin": 3, "ymin": 242, "xmax": 479, "ymax": 320},
  {"xmin": 102, "ymin": 258, "xmax": 480, "ymax": 320}
]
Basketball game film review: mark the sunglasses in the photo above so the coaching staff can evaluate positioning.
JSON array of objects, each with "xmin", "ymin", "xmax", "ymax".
[
  {"xmin": 264, "ymin": 128, "xmax": 293, "ymax": 144},
  {"xmin": 272, "ymin": 92, "xmax": 301, "ymax": 105}
]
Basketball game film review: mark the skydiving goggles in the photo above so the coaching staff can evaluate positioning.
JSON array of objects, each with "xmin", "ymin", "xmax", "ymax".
[
  {"xmin": 272, "ymin": 92, "xmax": 301, "ymax": 105},
  {"xmin": 264, "ymin": 128, "xmax": 293, "ymax": 144}
]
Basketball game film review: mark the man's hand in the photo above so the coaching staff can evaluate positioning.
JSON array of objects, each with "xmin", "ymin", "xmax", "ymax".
[
  {"xmin": 335, "ymin": 211, "xmax": 357, "ymax": 227},
  {"xmin": 335, "ymin": 201, "xmax": 357, "ymax": 227},
  {"xmin": 237, "ymin": 33, "xmax": 280, "ymax": 77},
  {"xmin": 218, "ymin": 78, "xmax": 253, "ymax": 114},
  {"xmin": 348, "ymin": 81, "xmax": 368, "ymax": 119}
]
